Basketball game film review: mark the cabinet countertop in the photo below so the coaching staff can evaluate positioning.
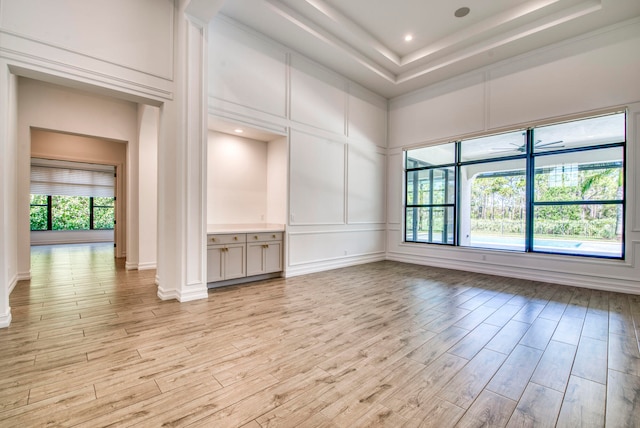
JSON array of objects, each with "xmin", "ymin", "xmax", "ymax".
[{"xmin": 207, "ymin": 224, "xmax": 285, "ymax": 234}]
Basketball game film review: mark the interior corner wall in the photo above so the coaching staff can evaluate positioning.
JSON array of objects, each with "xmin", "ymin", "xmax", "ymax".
[
  {"xmin": 17, "ymin": 78, "xmax": 139, "ymax": 275},
  {"xmin": 207, "ymin": 131, "xmax": 268, "ymax": 225},
  {"xmin": 0, "ymin": 67, "xmax": 19, "ymax": 328},
  {"xmin": 133, "ymin": 105, "xmax": 159, "ymax": 270},
  {"xmin": 208, "ymin": 16, "xmax": 389, "ymax": 277},
  {"xmin": 387, "ymin": 19, "xmax": 640, "ymax": 294},
  {"xmin": 266, "ymin": 136, "xmax": 288, "ymax": 225}
]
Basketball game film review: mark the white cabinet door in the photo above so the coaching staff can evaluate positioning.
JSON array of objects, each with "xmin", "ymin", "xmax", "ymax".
[
  {"xmin": 246, "ymin": 242, "xmax": 265, "ymax": 277},
  {"xmin": 224, "ymin": 243, "xmax": 246, "ymax": 280},
  {"xmin": 247, "ymin": 239, "xmax": 282, "ymax": 276},
  {"xmin": 207, "ymin": 247, "xmax": 224, "ymax": 283},
  {"xmin": 263, "ymin": 241, "xmax": 282, "ymax": 274}
]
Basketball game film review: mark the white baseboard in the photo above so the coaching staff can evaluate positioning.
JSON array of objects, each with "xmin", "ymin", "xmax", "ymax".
[
  {"xmin": 386, "ymin": 252, "xmax": 640, "ymax": 295},
  {"xmin": 285, "ymin": 253, "xmax": 386, "ymax": 278},
  {"xmin": 0, "ymin": 308, "xmax": 12, "ymax": 328},
  {"xmin": 8, "ymin": 274, "xmax": 19, "ymax": 294},
  {"xmin": 17, "ymin": 271, "xmax": 31, "ymax": 282},
  {"xmin": 157, "ymin": 284, "xmax": 208, "ymax": 302},
  {"xmin": 126, "ymin": 261, "xmax": 156, "ymax": 271},
  {"xmin": 138, "ymin": 262, "xmax": 157, "ymax": 271}
]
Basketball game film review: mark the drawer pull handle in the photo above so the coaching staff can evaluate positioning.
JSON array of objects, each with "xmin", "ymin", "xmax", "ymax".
[
  {"xmin": 272, "ymin": 234, "xmax": 276, "ymax": 238},
  {"xmin": 254, "ymin": 235, "xmax": 258, "ymax": 240},
  {"xmin": 234, "ymin": 236, "xmax": 238, "ymax": 241},
  {"xmin": 211, "ymin": 238, "xmax": 216, "ymax": 242}
]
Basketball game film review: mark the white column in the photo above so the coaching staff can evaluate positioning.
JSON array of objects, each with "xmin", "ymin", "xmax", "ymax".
[
  {"xmin": 0, "ymin": 64, "xmax": 17, "ymax": 328},
  {"xmin": 138, "ymin": 105, "xmax": 159, "ymax": 270},
  {"xmin": 156, "ymin": 2, "xmax": 208, "ymax": 302}
]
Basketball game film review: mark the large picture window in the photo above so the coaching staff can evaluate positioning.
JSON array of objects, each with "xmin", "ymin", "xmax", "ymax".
[
  {"xmin": 30, "ymin": 195, "xmax": 115, "ymax": 231},
  {"xmin": 404, "ymin": 111, "xmax": 626, "ymax": 259},
  {"xmin": 29, "ymin": 159, "xmax": 116, "ymax": 232}
]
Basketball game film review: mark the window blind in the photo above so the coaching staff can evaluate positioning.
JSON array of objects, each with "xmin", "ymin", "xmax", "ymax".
[{"xmin": 30, "ymin": 165, "xmax": 115, "ymax": 197}]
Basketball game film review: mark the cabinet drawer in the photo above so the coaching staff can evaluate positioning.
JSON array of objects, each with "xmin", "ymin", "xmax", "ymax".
[
  {"xmin": 247, "ymin": 232, "xmax": 283, "ymax": 242},
  {"xmin": 207, "ymin": 233, "xmax": 246, "ymax": 245}
]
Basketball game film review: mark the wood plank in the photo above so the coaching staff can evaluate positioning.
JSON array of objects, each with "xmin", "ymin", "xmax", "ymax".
[
  {"xmin": 486, "ymin": 344, "xmax": 543, "ymax": 401},
  {"xmin": 455, "ymin": 390, "xmax": 517, "ymax": 428},
  {"xmin": 382, "ymin": 352, "xmax": 468, "ymax": 420},
  {"xmin": 551, "ymin": 313, "xmax": 584, "ymax": 346},
  {"xmin": 582, "ymin": 309, "xmax": 609, "ymax": 341},
  {"xmin": 530, "ymin": 340, "xmax": 576, "ymax": 392},
  {"xmin": 605, "ymin": 369, "xmax": 640, "ymax": 428},
  {"xmin": 556, "ymin": 375, "xmax": 605, "ymax": 428},
  {"xmin": 485, "ymin": 320, "xmax": 530, "ymax": 355},
  {"xmin": 319, "ymin": 357, "xmax": 425, "ymax": 426},
  {"xmin": 3, "ymin": 246, "xmax": 640, "ymax": 428},
  {"xmin": 448, "ymin": 323, "xmax": 500, "ymax": 360},
  {"xmin": 506, "ymin": 383, "xmax": 563, "ymax": 427},
  {"xmin": 572, "ymin": 336, "xmax": 608, "ymax": 384},
  {"xmin": 436, "ymin": 348, "xmax": 507, "ymax": 409},
  {"xmin": 608, "ymin": 332, "xmax": 640, "ymax": 376},
  {"xmin": 609, "ymin": 293, "xmax": 635, "ymax": 337},
  {"xmin": 406, "ymin": 326, "xmax": 469, "ymax": 366},
  {"xmin": 512, "ymin": 302, "xmax": 546, "ymax": 324},
  {"xmin": 400, "ymin": 396, "xmax": 465, "ymax": 428},
  {"xmin": 518, "ymin": 317, "xmax": 558, "ymax": 350}
]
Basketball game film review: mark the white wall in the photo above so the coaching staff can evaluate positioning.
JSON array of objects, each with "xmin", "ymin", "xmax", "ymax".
[
  {"xmin": 127, "ymin": 104, "xmax": 159, "ymax": 271},
  {"xmin": 208, "ymin": 16, "xmax": 388, "ymax": 276},
  {"xmin": 388, "ymin": 19, "xmax": 640, "ymax": 294},
  {"xmin": 0, "ymin": 0, "xmax": 175, "ymax": 101},
  {"xmin": 1, "ymin": 0, "xmax": 174, "ymax": 79},
  {"xmin": 31, "ymin": 230, "xmax": 114, "ymax": 246},
  {"xmin": 0, "ymin": 69, "xmax": 18, "ymax": 328},
  {"xmin": 266, "ymin": 137, "xmax": 288, "ymax": 225},
  {"xmin": 207, "ymin": 131, "xmax": 268, "ymax": 224}
]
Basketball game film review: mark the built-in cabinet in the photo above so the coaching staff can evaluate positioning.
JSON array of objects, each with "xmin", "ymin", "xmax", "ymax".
[
  {"xmin": 206, "ymin": 233, "xmax": 247, "ymax": 283},
  {"xmin": 206, "ymin": 125, "xmax": 288, "ymax": 287},
  {"xmin": 207, "ymin": 229, "xmax": 283, "ymax": 287},
  {"xmin": 246, "ymin": 232, "xmax": 283, "ymax": 276}
]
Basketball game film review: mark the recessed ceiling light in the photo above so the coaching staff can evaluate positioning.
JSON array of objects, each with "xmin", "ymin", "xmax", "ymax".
[
  {"xmin": 454, "ymin": 7, "xmax": 470, "ymax": 18},
  {"xmin": 404, "ymin": 34, "xmax": 413, "ymax": 42},
  {"xmin": 234, "ymin": 129, "xmax": 243, "ymax": 133}
]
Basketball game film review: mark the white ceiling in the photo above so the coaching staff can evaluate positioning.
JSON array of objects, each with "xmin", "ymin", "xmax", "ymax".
[{"xmin": 219, "ymin": 0, "xmax": 640, "ymax": 99}]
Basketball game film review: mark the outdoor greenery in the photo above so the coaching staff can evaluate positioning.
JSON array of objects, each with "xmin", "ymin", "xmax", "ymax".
[
  {"xmin": 30, "ymin": 194, "xmax": 114, "ymax": 231},
  {"xmin": 93, "ymin": 197, "xmax": 116, "ymax": 230},
  {"xmin": 29, "ymin": 194, "xmax": 48, "ymax": 231},
  {"xmin": 407, "ymin": 164, "xmax": 623, "ymax": 242},
  {"xmin": 470, "ymin": 164, "xmax": 622, "ymax": 241}
]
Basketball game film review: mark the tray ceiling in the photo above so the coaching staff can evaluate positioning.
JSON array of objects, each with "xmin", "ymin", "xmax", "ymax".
[{"xmin": 219, "ymin": 0, "xmax": 640, "ymax": 98}]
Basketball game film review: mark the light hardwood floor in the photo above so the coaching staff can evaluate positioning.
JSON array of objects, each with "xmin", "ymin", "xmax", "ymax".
[{"xmin": 1, "ymin": 243, "xmax": 639, "ymax": 427}]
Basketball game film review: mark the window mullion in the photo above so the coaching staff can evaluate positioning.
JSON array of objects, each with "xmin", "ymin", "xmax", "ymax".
[
  {"xmin": 411, "ymin": 172, "xmax": 418, "ymax": 241},
  {"xmin": 47, "ymin": 195, "xmax": 53, "ymax": 231},
  {"xmin": 89, "ymin": 197, "xmax": 95, "ymax": 230},
  {"xmin": 525, "ymin": 129, "xmax": 535, "ymax": 253},
  {"xmin": 428, "ymin": 169, "xmax": 434, "ymax": 242}
]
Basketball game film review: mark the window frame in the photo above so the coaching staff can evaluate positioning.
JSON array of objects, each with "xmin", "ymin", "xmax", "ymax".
[
  {"xmin": 403, "ymin": 111, "xmax": 626, "ymax": 260},
  {"xmin": 405, "ymin": 164, "xmax": 456, "ymax": 244},
  {"xmin": 30, "ymin": 195, "xmax": 115, "ymax": 231}
]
